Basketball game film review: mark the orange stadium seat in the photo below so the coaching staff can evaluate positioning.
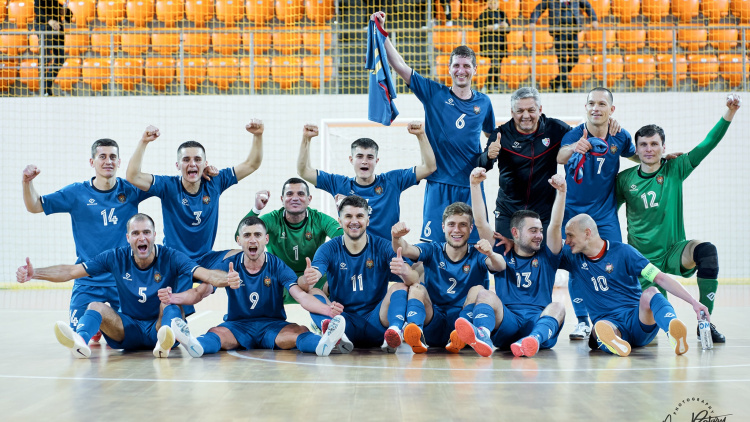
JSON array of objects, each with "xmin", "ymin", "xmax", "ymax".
[
  {"xmin": 271, "ymin": 55, "xmax": 301, "ymax": 90},
  {"xmin": 435, "ymin": 54, "xmax": 451, "ymax": 84},
  {"xmin": 534, "ymin": 54, "xmax": 559, "ymax": 88},
  {"xmin": 617, "ymin": 28, "xmax": 646, "ymax": 52},
  {"xmin": 82, "ymin": 58, "xmax": 111, "ymax": 91},
  {"xmin": 656, "ymin": 53, "xmax": 687, "ymax": 86},
  {"xmin": 207, "ymin": 56, "xmax": 239, "ymax": 90},
  {"xmin": 55, "ymin": 58, "xmax": 83, "ymax": 92},
  {"xmin": 500, "ymin": 55, "xmax": 530, "ymax": 89},
  {"xmin": 19, "ymin": 58, "xmax": 39, "ymax": 91},
  {"xmin": 592, "ymin": 54, "xmax": 624, "ymax": 85},
  {"xmin": 246, "ymin": 0, "xmax": 274, "ymax": 24},
  {"xmin": 624, "ymin": 54, "xmax": 655, "ymax": 87},
  {"xmin": 185, "ymin": 0, "xmax": 213, "ymax": 26},
  {"xmin": 97, "ymin": 0, "xmax": 127, "ymax": 27},
  {"xmin": 275, "ymin": 0, "xmax": 304, "ymax": 25},
  {"xmin": 151, "ymin": 28, "xmax": 180, "ymax": 54},
  {"xmin": 672, "ymin": 0, "xmax": 699, "ymax": 22},
  {"xmin": 521, "ymin": 0, "xmax": 541, "ymax": 19},
  {"xmin": 114, "ymin": 57, "xmax": 143, "ymax": 91},
  {"xmin": 302, "ymin": 26, "xmax": 331, "ymax": 55},
  {"xmin": 0, "ymin": 59, "xmax": 19, "ymax": 91},
  {"xmin": 498, "ymin": 0, "xmax": 520, "ymax": 21},
  {"xmin": 67, "ymin": 0, "xmax": 97, "ymax": 28},
  {"xmin": 702, "ymin": 0, "xmax": 730, "ymax": 23},
  {"xmin": 647, "ymin": 28, "xmax": 674, "ymax": 52},
  {"xmin": 64, "ymin": 29, "xmax": 90, "ymax": 56},
  {"xmin": 462, "ymin": 1, "xmax": 486, "ymax": 21},
  {"xmin": 524, "ymin": 26, "xmax": 554, "ymax": 52},
  {"xmin": 0, "ymin": 0, "xmax": 7, "ymax": 23},
  {"xmin": 585, "ymin": 27, "xmax": 616, "ymax": 52},
  {"xmin": 215, "ymin": 0, "xmax": 243, "ymax": 26},
  {"xmin": 569, "ymin": 54, "xmax": 592, "ymax": 88},
  {"xmin": 182, "ymin": 29, "xmax": 211, "ymax": 54},
  {"xmin": 473, "ymin": 55, "xmax": 491, "ymax": 89},
  {"xmin": 305, "ymin": 0, "xmax": 332, "ymax": 24},
  {"xmin": 181, "ymin": 56, "xmax": 206, "ymax": 90},
  {"xmin": 588, "ymin": 0, "xmax": 610, "ymax": 19},
  {"xmin": 610, "ymin": 0, "xmax": 639, "ymax": 22},
  {"xmin": 126, "ymin": 0, "xmax": 155, "ymax": 27},
  {"xmin": 212, "ymin": 30, "xmax": 241, "ymax": 55},
  {"xmin": 144, "ymin": 57, "xmax": 175, "ymax": 90},
  {"xmin": 465, "ymin": 29, "xmax": 480, "ymax": 53},
  {"xmin": 8, "ymin": 1, "xmax": 34, "ymax": 28},
  {"xmin": 729, "ymin": 0, "xmax": 750, "ymax": 24},
  {"xmin": 28, "ymin": 31, "xmax": 39, "ymax": 54},
  {"xmin": 506, "ymin": 30, "xmax": 524, "ymax": 54},
  {"xmin": 272, "ymin": 30, "xmax": 302, "ymax": 55},
  {"xmin": 677, "ymin": 27, "xmax": 707, "ymax": 52},
  {"xmin": 718, "ymin": 54, "xmax": 749, "ymax": 87},
  {"xmin": 120, "ymin": 28, "xmax": 150, "ymax": 55},
  {"xmin": 155, "ymin": 0, "xmax": 185, "ymax": 26},
  {"xmin": 240, "ymin": 56, "xmax": 270, "ymax": 89},
  {"xmin": 301, "ymin": 55, "xmax": 332, "ymax": 88},
  {"xmin": 708, "ymin": 27, "xmax": 738, "ymax": 51},
  {"xmin": 687, "ymin": 53, "xmax": 718, "ymax": 86},
  {"xmin": 433, "ymin": 25, "xmax": 462, "ymax": 53},
  {"xmin": 433, "ymin": 0, "xmax": 459, "ymax": 25},
  {"xmin": 242, "ymin": 27, "xmax": 272, "ymax": 55},
  {"xmin": 641, "ymin": 0, "xmax": 669, "ymax": 22},
  {"xmin": 1, "ymin": 29, "xmax": 29, "ymax": 57},
  {"xmin": 91, "ymin": 29, "xmax": 120, "ymax": 56}
]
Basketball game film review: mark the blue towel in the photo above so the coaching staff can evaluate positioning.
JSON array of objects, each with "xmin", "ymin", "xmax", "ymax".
[
  {"xmin": 365, "ymin": 19, "xmax": 399, "ymax": 126},
  {"xmin": 568, "ymin": 137, "xmax": 609, "ymax": 184}
]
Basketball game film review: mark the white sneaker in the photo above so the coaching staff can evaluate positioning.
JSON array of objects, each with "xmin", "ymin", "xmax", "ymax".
[
  {"xmin": 171, "ymin": 318, "xmax": 204, "ymax": 358},
  {"xmin": 569, "ymin": 321, "xmax": 592, "ymax": 340},
  {"xmin": 384, "ymin": 325, "xmax": 403, "ymax": 349},
  {"xmin": 153, "ymin": 325, "xmax": 175, "ymax": 358},
  {"xmin": 316, "ymin": 315, "xmax": 346, "ymax": 357},
  {"xmin": 334, "ymin": 333, "xmax": 354, "ymax": 354},
  {"xmin": 54, "ymin": 321, "xmax": 91, "ymax": 359}
]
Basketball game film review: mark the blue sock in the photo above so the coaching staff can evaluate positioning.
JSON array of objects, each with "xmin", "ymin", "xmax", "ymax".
[
  {"xmin": 459, "ymin": 303, "xmax": 475, "ymax": 321},
  {"xmin": 76, "ymin": 309, "xmax": 102, "ymax": 344},
  {"xmin": 387, "ymin": 290, "xmax": 407, "ymax": 328},
  {"xmin": 310, "ymin": 294, "xmax": 329, "ymax": 330},
  {"xmin": 295, "ymin": 331, "xmax": 320, "ymax": 354},
  {"xmin": 197, "ymin": 332, "xmax": 222, "ymax": 355},
  {"xmin": 529, "ymin": 316, "xmax": 560, "ymax": 345},
  {"xmin": 649, "ymin": 293, "xmax": 677, "ymax": 332},
  {"xmin": 406, "ymin": 298, "xmax": 426, "ymax": 328},
  {"xmin": 569, "ymin": 277, "xmax": 589, "ymax": 322},
  {"xmin": 473, "ymin": 303, "xmax": 496, "ymax": 333},
  {"xmin": 161, "ymin": 304, "xmax": 182, "ymax": 327}
]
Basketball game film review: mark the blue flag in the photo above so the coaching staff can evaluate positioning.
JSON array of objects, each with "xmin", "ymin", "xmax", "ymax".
[{"xmin": 365, "ymin": 19, "xmax": 399, "ymax": 126}]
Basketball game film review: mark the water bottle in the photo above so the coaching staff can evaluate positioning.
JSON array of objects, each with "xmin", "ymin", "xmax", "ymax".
[{"xmin": 699, "ymin": 311, "xmax": 713, "ymax": 350}]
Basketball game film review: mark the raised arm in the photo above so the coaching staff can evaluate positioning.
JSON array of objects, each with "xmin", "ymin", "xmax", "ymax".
[
  {"xmin": 391, "ymin": 222, "xmax": 421, "ymax": 260},
  {"xmin": 372, "ymin": 12, "xmax": 413, "ymax": 85},
  {"xmin": 408, "ymin": 121, "xmax": 437, "ymax": 182},
  {"xmin": 17, "ymin": 258, "xmax": 89, "ymax": 284},
  {"xmin": 297, "ymin": 124, "xmax": 319, "ymax": 186},
  {"xmin": 469, "ymin": 167, "xmax": 494, "ymax": 242},
  {"xmin": 688, "ymin": 93, "xmax": 741, "ymax": 168},
  {"xmin": 126, "ymin": 125, "xmax": 159, "ymax": 191},
  {"xmin": 557, "ymin": 128, "xmax": 591, "ymax": 164},
  {"xmin": 234, "ymin": 119, "xmax": 264, "ymax": 181},
  {"xmin": 546, "ymin": 174, "xmax": 566, "ymax": 254},
  {"xmin": 475, "ymin": 239, "xmax": 506, "ymax": 272},
  {"xmin": 21, "ymin": 165, "xmax": 44, "ymax": 213}
]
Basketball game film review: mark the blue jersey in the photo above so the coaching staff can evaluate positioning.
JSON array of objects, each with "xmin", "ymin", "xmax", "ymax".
[
  {"xmin": 409, "ymin": 71, "xmax": 495, "ymax": 187},
  {"xmin": 562, "ymin": 124, "xmax": 635, "ymax": 223},
  {"xmin": 41, "ymin": 177, "xmax": 154, "ymax": 287},
  {"xmin": 82, "ymin": 245, "xmax": 198, "ymax": 321},
  {"xmin": 201, "ymin": 251, "xmax": 299, "ymax": 321},
  {"xmin": 312, "ymin": 234, "xmax": 399, "ymax": 315},
  {"xmin": 149, "ymin": 168, "xmax": 237, "ymax": 259},
  {"xmin": 416, "ymin": 242, "xmax": 490, "ymax": 310},
  {"xmin": 316, "ymin": 169, "xmax": 418, "ymax": 239},
  {"xmin": 559, "ymin": 241, "xmax": 649, "ymax": 324},
  {"xmin": 495, "ymin": 244, "xmax": 561, "ymax": 313}
]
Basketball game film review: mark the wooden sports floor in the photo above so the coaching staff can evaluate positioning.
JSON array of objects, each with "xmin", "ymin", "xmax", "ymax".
[{"xmin": 2, "ymin": 284, "xmax": 748, "ymax": 421}]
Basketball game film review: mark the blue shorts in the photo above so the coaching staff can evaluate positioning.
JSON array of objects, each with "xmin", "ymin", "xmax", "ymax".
[
  {"xmin": 424, "ymin": 305, "xmax": 462, "ymax": 347},
  {"xmin": 103, "ymin": 313, "xmax": 158, "ymax": 350},
  {"xmin": 491, "ymin": 305, "xmax": 563, "ymax": 350},
  {"xmin": 69, "ymin": 284, "xmax": 120, "ymax": 329},
  {"xmin": 596, "ymin": 306, "xmax": 658, "ymax": 348},
  {"xmin": 220, "ymin": 318, "xmax": 291, "ymax": 350},
  {"xmin": 340, "ymin": 301, "xmax": 386, "ymax": 348},
  {"xmin": 421, "ymin": 181, "xmax": 484, "ymax": 244}
]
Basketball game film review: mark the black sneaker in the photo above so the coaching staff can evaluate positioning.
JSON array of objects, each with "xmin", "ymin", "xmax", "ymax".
[{"xmin": 697, "ymin": 323, "xmax": 726, "ymax": 343}]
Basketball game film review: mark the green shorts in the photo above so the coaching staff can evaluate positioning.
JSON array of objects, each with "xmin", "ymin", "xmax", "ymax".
[{"xmin": 639, "ymin": 239, "xmax": 697, "ymax": 291}]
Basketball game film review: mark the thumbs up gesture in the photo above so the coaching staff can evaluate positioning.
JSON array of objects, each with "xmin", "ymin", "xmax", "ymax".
[
  {"xmin": 303, "ymin": 257, "xmax": 321, "ymax": 288},
  {"xmin": 227, "ymin": 262, "xmax": 241, "ymax": 289},
  {"xmin": 573, "ymin": 128, "xmax": 592, "ymax": 154},
  {"xmin": 390, "ymin": 247, "xmax": 409, "ymax": 276},
  {"xmin": 16, "ymin": 257, "xmax": 34, "ymax": 283},
  {"xmin": 487, "ymin": 133, "xmax": 502, "ymax": 160}
]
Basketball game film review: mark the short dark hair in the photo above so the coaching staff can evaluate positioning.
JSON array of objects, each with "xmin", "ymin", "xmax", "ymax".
[
  {"xmin": 588, "ymin": 87, "xmax": 614, "ymax": 105},
  {"xmin": 450, "ymin": 45, "xmax": 477, "ymax": 67},
  {"xmin": 351, "ymin": 138, "xmax": 379, "ymax": 156},
  {"xmin": 510, "ymin": 210, "xmax": 541, "ymax": 232},
  {"xmin": 442, "ymin": 202, "xmax": 473, "ymax": 224},
  {"xmin": 237, "ymin": 216, "xmax": 267, "ymax": 234},
  {"xmin": 338, "ymin": 195, "xmax": 369, "ymax": 215},
  {"xmin": 635, "ymin": 124, "xmax": 666, "ymax": 145},
  {"xmin": 126, "ymin": 213, "xmax": 155, "ymax": 231},
  {"xmin": 177, "ymin": 141, "xmax": 206, "ymax": 158},
  {"xmin": 282, "ymin": 177, "xmax": 310, "ymax": 196},
  {"xmin": 91, "ymin": 138, "xmax": 119, "ymax": 158}
]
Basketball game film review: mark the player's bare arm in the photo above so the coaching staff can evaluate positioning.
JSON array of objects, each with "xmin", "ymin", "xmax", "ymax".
[
  {"xmin": 289, "ymin": 285, "xmax": 344, "ymax": 317},
  {"xmin": 390, "ymin": 247, "xmax": 419, "ymax": 286},
  {"xmin": 409, "ymin": 121, "xmax": 437, "ymax": 181},
  {"xmin": 126, "ymin": 125, "xmax": 159, "ymax": 191},
  {"xmin": 547, "ymin": 174, "xmax": 566, "ymax": 254},
  {"xmin": 653, "ymin": 272, "xmax": 710, "ymax": 321},
  {"xmin": 469, "ymin": 168, "xmax": 495, "ymax": 243},
  {"xmin": 17, "ymin": 258, "xmax": 89, "ymax": 283},
  {"xmin": 297, "ymin": 124, "xmax": 319, "ymax": 185},
  {"xmin": 158, "ymin": 283, "xmax": 212, "ymax": 306},
  {"xmin": 21, "ymin": 164, "xmax": 44, "ymax": 213},
  {"xmin": 372, "ymin": 11, "xmax": 413, "ymax": 85},
  {"xmin": 391, "ymin": 222, "xmax": 420, "ymax": 260},
  {"xmin": 235, "ymin": 119, "xmax": 264, "ymax": 181},
  {"xmin": 194, "ymin": 266, "xmax": 230, "ymax": 288},
  {"xmin": 475, "ymin": 238, "xmax": 506, "ymax": 272}
]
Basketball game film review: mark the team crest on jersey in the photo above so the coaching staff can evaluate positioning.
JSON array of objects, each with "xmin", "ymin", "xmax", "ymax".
[
  {"xmin": 154, "ymin": 272, "xmax": 162, "ymax": 283},
  {"xmin": 473, "ymin": 106, "xmax": 481, "ymax": 115},
  {"xmin": 305, "ymin": 231, "xmax": 312, "ymax": 240},
  {"xmin": 610, "ymin": 144, "xmax": 618, "ymax": 154},
  {"xmin": 463, "ymin": 264, "xmax": 470, "ymax": 273},
  {"xmin": 532, "ymin": 258, "xmax": 539, "ymax": 268},
  {"xmin": 117, "ymin": 193, "xmax": 127, "ymax": 203},
  {"xmin": 263, "ymin": 276, "xmax": 272, "ymax": 287},
  {"xmin": 542, "ymin": 138, "xmax": 550, "ymax": 147},
  {"xmin": 374, "ymin": 186, "xmax": 383, "ymax": 195},
  {"xmin": 656, "ymin": 176, "xmax": 664, "ymax": 185},
  {"xmin": 202, "ymin": 195, "xmax": 211, "ymax": 204},
  {"xmin": 366, "ymin": 259, "xmax": 374, "ymax": 269},
  {"xmin": 605, "ymin": 263, "xmax": 614, "ymax": 273}
]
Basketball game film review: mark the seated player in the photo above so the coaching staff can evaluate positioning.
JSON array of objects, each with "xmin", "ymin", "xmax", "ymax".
[
  {"xmin": 389, "ymin": 202, "xmax": 503, "ymax": 354},
  {"xmin": 16, "ymin": 214, "xmax": 226, "ymax": 359},
  {"xmin": 303, "ymin": 195, "xmax": 419, "ymax": 352},
  {"xmin": 454, "ymin": 168, "xmax": 567, "ymax": 358},
  {"xmin": 560, "ymin": 214, "xmax": 710, "ymax": 356}
]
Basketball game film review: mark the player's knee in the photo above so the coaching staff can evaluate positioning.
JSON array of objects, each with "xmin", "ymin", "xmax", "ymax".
[
  {"xmin": 407, "ymin": 283, "xmax": 427, "ymax": 300},
  {"xmin": 545, "ymin": 301, "xmax": 565, "ymax": 318},
  {"xmin": 388, "ymin": 282, "xmax": 408, "ymax": 293},
  {"xmin": 641, "ymin": 287, "xmax": 660, "ymax": 304},
  {"xmin": 476, "ymin": 288, "xmax": 499, "ymax": 305},
  {"xmin": 693, "ymin": 242, "xmax": 719, "ymax": 279},
  {"xmin": 86, "ymin": 302, "xmax": 108, "ymax": 312},
  {"xmin": 467, "ymin": 285, "xmax": 486, "ymax": 296}
]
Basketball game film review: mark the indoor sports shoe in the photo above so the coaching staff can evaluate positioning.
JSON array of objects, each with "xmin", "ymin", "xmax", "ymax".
[
  {"xmin": 569, "ymin": 321, "xmax": 591, "ymax": 340},
  {"xmin": 54, "ymin": 321, "xmax": 91, "ymax": 359},
  {"xmin": 455, "ymin": 317, "xmax": 495, "ymax": 357},
  {"xmin": 153, "ymin": 325, "xmax": 176, "ymax": 358},
  {"xmin": 594, "ymin": 321, "xmax": 631, "ymax": 357},
  {"xmin": 384, "ymin": 325, "xmax": 403, "ymax": 350},
  {"xmin": 381, "ymin": 339, "xmax": 397, "ymax": 354},
  {"xmin": 171, "ymin": 318, "xmax": 204, "ymax": 358},
  {"xmin": 511, "ymin": 335, "xmax": 541, "ymax": 358},
  {"xmin": 667, "ymin": 318, "xmax": 689, "ymax": 355},
  {"xmin": 316, "ymin": 315, "xmax": 346, "ymax": 357},
  {"xmin": 696, "ymin": 323, "xmax": 726, "ymax": 343},
  {"xmin": 445, "ymin": 330, "xmax": 466, "ymax": 354},
  {"xmin": 403, "ymin": 323, "xmax": 428, "ymax": 354},
  {"xmin": 89, "ymin": 330, "xmax": 103, "ymax": 344},
  {"xmin": 333, "ymin": 333, "xmax": 354, "ymax": 354},
  {"xmin": 320, "ymin": 319, "xmax": 331, "ymax": 335}
]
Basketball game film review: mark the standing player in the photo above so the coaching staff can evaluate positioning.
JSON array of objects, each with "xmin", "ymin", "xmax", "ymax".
[
  {"xmin": 453, "ymin": 168, "xmax": 567, "ymax": 358},
  {"xmin": 22, "ymin": 138, "xmax": 155, "ymax": 339},
  {"xmin": 560, "ymin": 214, "xmax": 709, "ymax": 356},
  {"xmin": 238, "ymin": 178, "xmax": 343, "ymax": 304},
  {"xmin": 16, "ymin": 214, "xmax": 226, "ymax": 359},
  {"xmin": 303, "ymin": 195, "xmax": 419, "ymax": 351},
  {"xmin": 390, "ymin": 202, "xmax": 503, "ymax": 354},
  {"xmin": 297, "ymin": 121, "xmax": 436, "ymax": 240},
  {"xmin": 160, "ymin": 216, "xmax": 350, "ymax": 357},
  {"xmin": 615, "ymin": 94, "xmax": 741, "ymax": 343},
  {"xmin": 373, "ymin": 11, "xmax": 496, "ymax": 243},
  {"xmin": 556, "ymin": 87, "xmax": 635, "ymax": 340},
  {"xmin": 126, "ymin": 122, "xmax": 263, "ymax": 260}
]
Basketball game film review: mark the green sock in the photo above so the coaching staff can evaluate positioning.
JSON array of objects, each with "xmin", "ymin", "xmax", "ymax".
[{"xmin": 697, "ymin": 278, "xmax": 718, "ymax": 314}]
